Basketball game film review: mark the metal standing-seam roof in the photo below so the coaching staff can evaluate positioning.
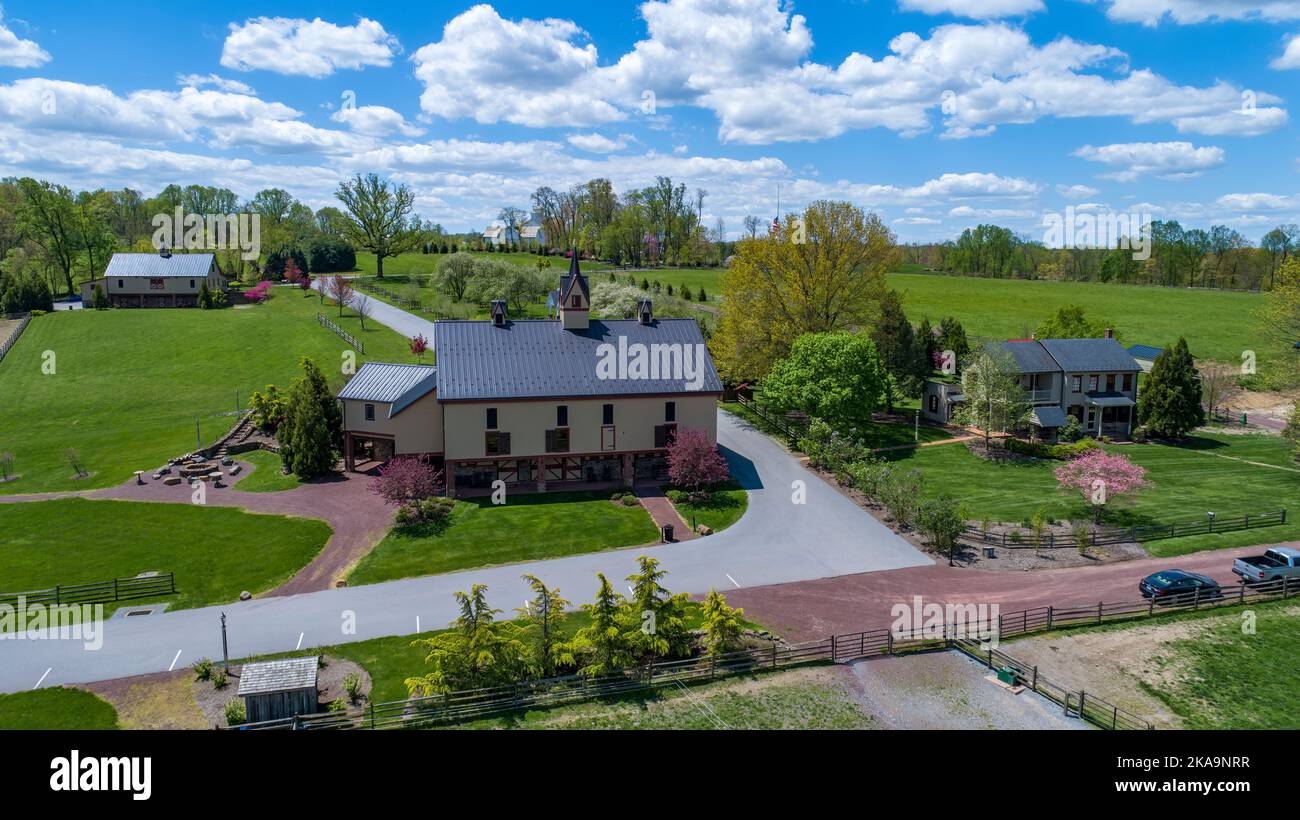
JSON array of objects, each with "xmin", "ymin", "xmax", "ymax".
[
  {"xmin": 433, "ymin": 318, "xmax": 723, "ymax": 401},
  {"xmin": 1126, "ymin": 344, "xmax": 1166, "ymax": 361},
  {"xmin": 237, "ymin": 656, "xmax": 319, "ymax": 696},
  {"xmin": 1031, "ymin": 406, "xmax": 1069, "ymax": 428},
  {"xmin": 1001, "ymin": 340, "xmax": 1061, "ymax": 374},
  {"xmin": 337, "ymin": 362, "xmax": 438, "ymax": 417},
  {"xmin": 1038, "ymin": 338, "xmax": 1141, "ymax": 373},
  {"xmin": 103, "ymin": 253, "xmax": 216, "ymax": 278}
]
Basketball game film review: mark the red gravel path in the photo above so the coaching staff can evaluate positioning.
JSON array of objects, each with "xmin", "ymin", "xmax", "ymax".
[{"xmin": 724, "ymin": 540, "xmax": 1295, "ymax": 642}]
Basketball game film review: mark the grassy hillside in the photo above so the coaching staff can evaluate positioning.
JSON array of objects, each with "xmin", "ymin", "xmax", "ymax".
[{"xmin": 0, "ymin": 289, "xmax": 415, "ymax": 495}]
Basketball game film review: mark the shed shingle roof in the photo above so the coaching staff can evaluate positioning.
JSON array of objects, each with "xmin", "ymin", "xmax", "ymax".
[
  {"xmin": 237, "ymin": 656, "xmax": 319, "ymax": 696},
  {"xmin": 338, "ymin": 363, "xmax": 437, "ymax": 417},
  {"xmin": 433, "ymin": 318, "xmax": 722, "ymax": 401},
  {"xmin": 104, "ymin": 253, "xmax": 215, "ymax": 278}
]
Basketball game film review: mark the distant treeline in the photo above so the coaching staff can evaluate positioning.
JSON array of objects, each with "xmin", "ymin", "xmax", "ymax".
[{"xmin": 901, "ymin": 222, "xmax": 1298, "ymax": 292}]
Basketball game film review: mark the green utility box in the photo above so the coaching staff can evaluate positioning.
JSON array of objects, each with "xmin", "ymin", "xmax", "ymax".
[{"xmin": 996, "ymin": 666, "xmax": 1019, "ymax": 686}]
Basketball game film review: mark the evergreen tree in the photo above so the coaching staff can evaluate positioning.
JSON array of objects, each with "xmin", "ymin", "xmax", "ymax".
[
  {"xmin": 405, "ymin": 584, "xmax": 527, "ymax": 695},
  {"xmin": 92, "ymin": 283, "xmax": 108, "ymax": 310},
  {"xmin": 198, "ymin": 280, "xmax": 213, "ymax": 309},
  {"xmin": 870, "ymin": 289, "xmax": 924, "ymax": 410},
  {"xmin": 278, "ymin": 357, "xmax": 342, "ymax": 478},
  {"xmin": 916, "ymin": 317, "xmax": 937, "ymax": 370},
  {"xmin": 570, "ymin": 574, "xmax": 631, "ymax": 678},
  {"xmin": 623, "ymin": 556, "xmax": 691, "ymax": 660},
  {"xmin": 700, "ymin": 589, "xmax": 745, "ymax": 656},
  {"xmin": 937, "ymin": 317, "xmax": 970, "ymax": 367},
  {"xmin": 1138, "ymin": 337, "xmax": 1204, "ymax": 438},
  {"xmin": 516, "ymin": 574, "xmax": 573, "ymax": 678}
]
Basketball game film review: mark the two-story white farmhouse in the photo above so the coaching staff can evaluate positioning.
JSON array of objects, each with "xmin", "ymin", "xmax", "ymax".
[{"xmin": 923, "ymin": 333, "xmax": 1142, "ymax": 440}]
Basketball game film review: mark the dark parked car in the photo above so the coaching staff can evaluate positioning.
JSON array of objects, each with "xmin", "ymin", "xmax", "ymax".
[{"xmin": 1139, "ymin": 570, "xmax": 1223, "ymax": 605}]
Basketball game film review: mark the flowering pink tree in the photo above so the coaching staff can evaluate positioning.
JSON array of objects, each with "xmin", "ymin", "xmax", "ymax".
[
  {"xmin": 1054, "ymin": 449, "xmax": 1150, "ymax": 522},
  {"xmin": 298, "ymin": 272, "xmax": 313, "ymax": 292},
  {"xmin": 369, "ymin": 456, "xmax": 442, "ymax": 506},
  {"xmin": 410, "ymin": 334, "xmax": 429, "ymax": 363},
  {"xmin": 667, "ymin": 427, "xmax": 730, "ymax": 494}
]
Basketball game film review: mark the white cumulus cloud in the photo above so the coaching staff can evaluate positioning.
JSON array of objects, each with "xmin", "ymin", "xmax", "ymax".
[
  {"xmin": 1074, "ymin": 141, "xmax": 1226, "ymax": 181},
  {"xmin": 221, "ymin": 17, "xmax": 401, "ymax": 78},
  {"xmin": 0, "ymin": 7, "xmax": 50, "ymax": 68},
  {"xmin": 897, "ymin": 0, "xmax": 1044, "ymax": 18}
]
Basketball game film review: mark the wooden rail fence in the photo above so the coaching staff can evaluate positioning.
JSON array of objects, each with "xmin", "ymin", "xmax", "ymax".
[
  {"xmin": 962, "ymin": 508, "xmax": 1287, "ymax": 549},
  {"xmin": 0, "ymin": 311, "xmax": 32, "ymax": 363},
  {"xmin": 234, "ymin": 575, "xmax": 1300, "ymax": 732},
  {"xmin": 316, "ymin": 313, "xmax": 364, "ymax": 354},
  {"xmin": 0, "ymin": 572, "xmax": 176, "ymax": 608}
]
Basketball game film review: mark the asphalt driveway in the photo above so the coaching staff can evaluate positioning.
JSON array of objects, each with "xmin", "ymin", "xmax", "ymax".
[{"xmin": 0, "ymin": 409, "xmax": 931, "ymax": 693}]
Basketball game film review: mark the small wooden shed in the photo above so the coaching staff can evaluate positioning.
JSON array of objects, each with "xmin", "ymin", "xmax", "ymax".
[{"xmin": 237, "ymin": 656, "xmax": 320, "ymax": 723}]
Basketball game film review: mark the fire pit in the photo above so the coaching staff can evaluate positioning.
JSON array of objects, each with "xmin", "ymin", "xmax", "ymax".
[{"xmin": 179, "ymin": 462, "xmax": 219, "ymax": 479}]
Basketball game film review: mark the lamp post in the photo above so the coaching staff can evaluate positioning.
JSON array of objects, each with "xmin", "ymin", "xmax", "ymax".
[
  {"xmin": 1207, "ymin": 511, "xmax": 1215, "ymax": 533},
  {"xmin": 220, "ymin": 612, "xmax": 230, "ymax": 672}
]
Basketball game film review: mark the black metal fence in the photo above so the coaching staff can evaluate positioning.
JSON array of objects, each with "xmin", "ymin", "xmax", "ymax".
[
  {"xmin": 233, "ymin": 575, "xmax": 1300, "ymax": 732},
  {"xmin": 962, "ymin": 508, "xmax": 1287, "ymax": 549},
  {"xmin": 316, "ymin": 313, "xmax": 364, "ymax": 354},
  {"xmin": 0, "ymin": 572, "xmax": 176, "ymax": 608}
]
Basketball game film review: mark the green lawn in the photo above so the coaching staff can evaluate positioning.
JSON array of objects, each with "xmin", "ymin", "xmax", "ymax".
[
  {"xmin": 0, "ymin": 688, "xmax": 119, "ymax": 730},
  {"xmin": 347, "ymin": 491, "xmax": 661, "ymax": 585},
  {"xmin": 0, "ymin": 499, "xmax": 330, "ymax": 610},
  {"xmin": 0, "ymin": 290, "xmax": 416, "ymax": 495},
  {"xmin": 668, "ymin": 482, "xmax": 749, "ymax": 532},
  {"xmin": 886, "ymin": 272, "xmax": 1280, "ymax": 379},
  {"xmin": 1147, "ymin": 604, "xmax": 1300, "ymax": 729},
  {"xmin": 233, "ymin": 449, "xmax": 302, "ymax": 493},
  {"xmin": 882, "ymin": 432, "xmax": 1300, "ymax": 556}
]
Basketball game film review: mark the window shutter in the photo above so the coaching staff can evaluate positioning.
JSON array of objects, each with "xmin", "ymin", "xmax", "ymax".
[
  {"xmin": 654, "ymin": 425, "xmax": 667, "ymax": 448},
  {"xmin": 499, "ymin": 432, "xmax": 511, "ymax": 455}
]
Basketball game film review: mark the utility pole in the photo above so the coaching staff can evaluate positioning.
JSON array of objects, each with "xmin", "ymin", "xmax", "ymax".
[
  {"xmin": 914, "ymin": 410, "xmax": 919, "ymax": 443},
  {"xmin": 195, "ymin": 418, "xmax": 201, "ymax": 451}
]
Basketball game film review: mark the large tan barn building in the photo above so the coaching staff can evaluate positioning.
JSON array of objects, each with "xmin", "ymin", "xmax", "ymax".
[
  {"xmin": 81, "ymin": 252, "xmax": 224, "ymax": 308},
  {"xmin": 337, "ymin": 258, "xmax": 723, "ymax": 495}
]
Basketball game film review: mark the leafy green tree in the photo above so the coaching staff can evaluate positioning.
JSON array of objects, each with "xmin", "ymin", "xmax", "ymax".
[
  {"xmin": 569, "ymin": 574, "xmax": 631, "ymax": 678},
  {"xmin": 516, "ymin": 574, "xmax": 573, "ymax": 678},
  {"xmin": 335, "ymin": 173, "xmax": 420, "ymax": 279},
  {"xmin": 954, "ymin": 342, "xmax": 1032, "ymax": 449},
  {"xmin": 405, "ymin": 584, "xmax": 527, "ymax": 695},
  {"xmin": 700, "ymin": 589, "xmax": 745, "ymax": 656},
  {"xmin": 1035, "ymin": 304, "xmax": 1118, "ymax": 341},
  {"xmin": 917, "ymin": 494, "xmax": 967, "ymax": 567},
  {"xmin": 762, "ymin": 332, "xmax": 889, "ymax": 431},
  {"xmin": 1138, "ymin": 337, "xmax": 1204, "ymax": 439},
  {"xmin": 1283, "ymin": 404, "xmax": 1300, "ymax": 465}
]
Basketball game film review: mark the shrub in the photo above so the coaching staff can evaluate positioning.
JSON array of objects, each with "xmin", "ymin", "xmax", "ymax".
[
  {"xmin": 328, "ymin": 698, "xmax": 349, "ymax": 713},
  {"xmin": 1004, "ymin": 437, "xmax": 1100, "ymax": 460},
  {"xmin": 192, "ymin": 658, "xmax": 213, "ymax": 681},
  {"xmin": 344, "ymin": 672, "xmax": 363, "ymax": 704},
  {"xmin": 211, "ymin": 668, "xmax": 229, "ymax": 690},
  {"xmin": 397, "ymin": 496, "xmax": 457, "ymax": 527},
  {"xmin": 610, "ymin": 491, "xmax": 626, "ymax": 501},
  {"xmin": 224, "ymin": 699, "xmax": 245, "ymax": 726},
  {"xmin": 665, "ymin": 489, "xmax": 688, "ymax": 504},
  {"xmin": 621, "ymin": 495, "xmax": 640, "ymax": 507}
]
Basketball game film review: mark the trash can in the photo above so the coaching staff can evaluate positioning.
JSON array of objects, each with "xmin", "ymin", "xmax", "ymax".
[
  {"xmin": 661, "ymin": 523, "xmax": 673, "ymax": 542},
  {"xmin": 984, "ymin": 547, "xmax": 996, "ymax": 559},
  {"xmin": 996, "ymin": 666, "xmax": 1018, "ymax": 686}
]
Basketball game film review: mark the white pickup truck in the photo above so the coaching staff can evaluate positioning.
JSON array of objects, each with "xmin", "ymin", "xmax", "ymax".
[{"xmin": 1232, "ymin": 547, "xmax": 1300, "ymax": 584}]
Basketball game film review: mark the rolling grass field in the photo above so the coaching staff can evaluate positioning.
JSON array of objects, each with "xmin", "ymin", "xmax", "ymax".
[
  {"xmin": 882, "ymin": 432, "xmax": 1300, "ymax": 556},
  {"xmin": 347, "ymin": 490, "xmax": 661, "ymax": 585},
  {"xmin": 0, "ymin": 498, "xmax": 330, "ymax": 610},
  {"xmin": 886, "ymin": 272, "xmax": 1276, "ymax": 372},
  {"xmin": 0, "ymin": 289, "xmax": 416, "ymax": 495}
]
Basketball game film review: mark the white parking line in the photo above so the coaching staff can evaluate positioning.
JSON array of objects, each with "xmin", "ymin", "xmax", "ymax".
[
  {"xmin": 725, "ymin": 573, "xmax": 741, "ymax": 588},
  {"xmin": 296, "ymin": 632, "xmax": 305, "ymax": 650},
  {"xmin": 33, "ymin": 668, "xmax": 51, "ymax": 689},
  {"xmin": 168, "ymin": 649, "xmax": 183, "ymax": 672}
]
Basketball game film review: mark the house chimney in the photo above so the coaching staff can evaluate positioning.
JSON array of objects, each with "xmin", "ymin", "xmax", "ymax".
[
  {"xmin": 637, "ymin": 298, "xmax": 653, "ymax": 325},
  {"xmin": 490, "ymin": 299, "xmax": 507, "ymax": 327},
  {"xmin": 1104, "ymin": 327, "xmax": 1114, "ymax": 339}
]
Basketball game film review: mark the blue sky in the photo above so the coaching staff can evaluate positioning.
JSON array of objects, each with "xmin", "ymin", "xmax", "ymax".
[{"xmin": 1, "ymin": 0, "xmax": 1298, "ymax": 242}]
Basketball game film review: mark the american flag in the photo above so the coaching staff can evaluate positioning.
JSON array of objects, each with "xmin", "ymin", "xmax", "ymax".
[{"xmin": 770, "ymin": 217, "xmax": 780, "ymax": 235}]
